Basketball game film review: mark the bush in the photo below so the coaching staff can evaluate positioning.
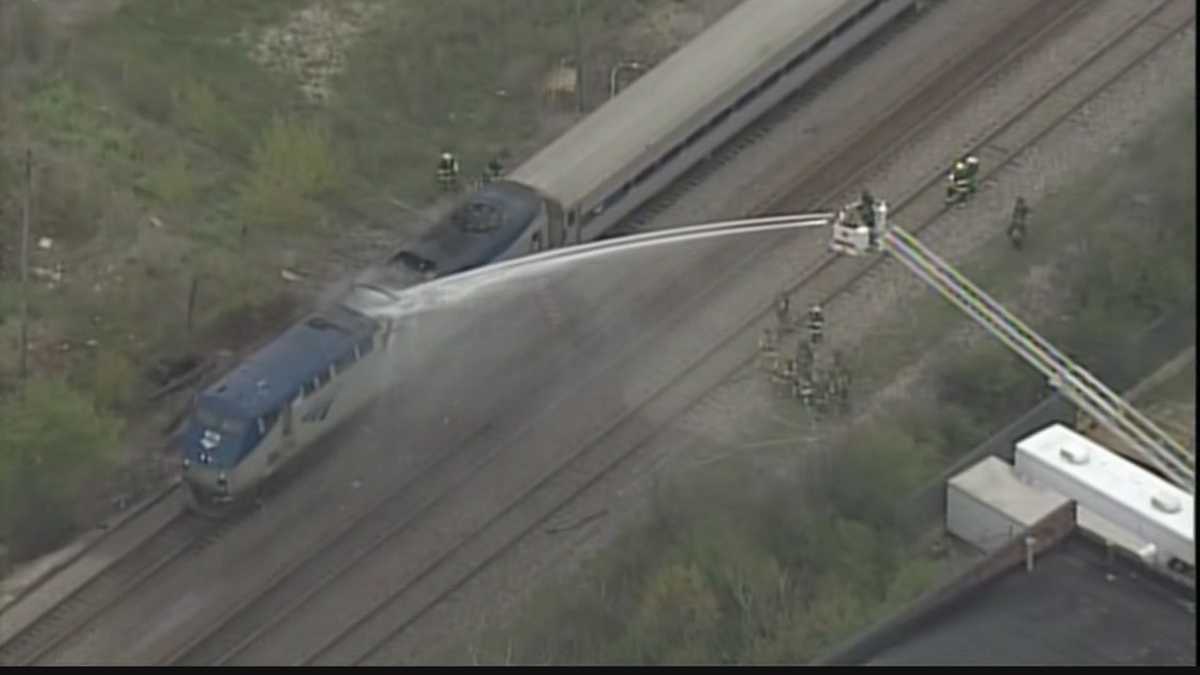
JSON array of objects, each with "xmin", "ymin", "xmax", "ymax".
[
  {"xmin": 237, "ymin": 116, "xmax": 341, "ymax": 228},
  {"xmin": 250, "ymin": 116, "xmax": 340, "ymax": 197},
  {"xmin": 139, "ymin": 152, "xmax": 197, "ymax": 206},
  {"xmin": 630, "ymin": 562, "xmax": 722, "ymax": 663},
  {"xmin": 0, "ymin": 0, "xmax": 53, "ymax": 68},
  {"xmin": 31, "ymin": 157, "xmax": 109, "ymax": 246},
  {"xmin": 174, "ymin": 79, "xmax": 247, "ymax": 149},
  {"xmin": 92, "ymin": 349, "xmax": 138, "ymax": 413},
  {"xmin": 935, "ymin": 342, "xmax": 1043, "ymax": 425},
  {"xmin": 24, "ymin": 79, "xmax": 139, "ymax": 162},
  {"xmin": 0, "ymin": 378, "xmax": 123, "ymax": 560},
  {"xmin": 828, "ymin": 422, "xmax": 940, "ymax": 530}
]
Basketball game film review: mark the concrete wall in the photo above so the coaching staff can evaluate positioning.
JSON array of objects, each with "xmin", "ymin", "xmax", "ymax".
[{"xmin": 946, "ymin": 485, "xmax": 1027, "ymax": 554}]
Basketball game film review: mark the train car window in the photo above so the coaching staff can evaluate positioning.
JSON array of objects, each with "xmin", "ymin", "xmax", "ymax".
[
  {"xmin": 391, "ymin": 251, "xmax": 437, "ymax": 276},
  {"xmin": 262, "ymin": 410, "xmax": 279, "ymax": 433},
  {"xmin": 530, "ymin": 232, "xmax": 543, "ymax": 252},
  {"xmin": 334, "ymin": 352, "xmax": 357, "ymax": 373},
  {"xmin": 602, "ymin": 184, "xmax": 630, "ymax": 211}
]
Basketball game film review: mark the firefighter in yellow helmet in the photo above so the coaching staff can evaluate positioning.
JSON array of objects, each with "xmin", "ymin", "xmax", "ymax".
[
  {"xmin": 945, "ymin": 154, "xmax": 979, "ymax": 205},
  {"xmin": 437, "ymin": 151, "xmax": 460, "ymax": 192}
]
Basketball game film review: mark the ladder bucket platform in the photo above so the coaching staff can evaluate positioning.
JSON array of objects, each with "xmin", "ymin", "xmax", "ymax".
[{"xmin": 830, "ymin": 199, "xmax": 889, "ymax": 256}]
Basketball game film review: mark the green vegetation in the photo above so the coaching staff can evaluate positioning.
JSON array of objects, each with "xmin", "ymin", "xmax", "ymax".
[
  {"xmin": 138, "ymin": 152, "xmax": 199, "ymax": 207},
  {"xmin": 1, "ymin": 0, "xmax": 692, "ymax": 389},
  {"xmin": 0, "ymin": 379, "xmax": 123, "ymax": 561},
  {"xmin": 443, "ymin": 91, "xmax": 1196, "ymax": 665},
  {"xmin": 237, "ymin": 117, "xmax": 342, "ymax": 230},
  {"xmin": 92, "ymin": 349, "xmax": 139, "ymax": 415},
  {"xmin": 453, "ymin": 466, "xmax": 950, "ymax": 665},
  {"xmin": 1, "ymin": 0, "xmax": 721, "ymax": 568}
]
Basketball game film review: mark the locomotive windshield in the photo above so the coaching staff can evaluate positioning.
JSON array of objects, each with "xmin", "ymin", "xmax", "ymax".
[
  {"xmin": 389, "ymin": 250, "xmax": 438, "ymax": 276},
  {"xmin": 195, "ymin": 407, "xmax": 247, "ymax": 435}
]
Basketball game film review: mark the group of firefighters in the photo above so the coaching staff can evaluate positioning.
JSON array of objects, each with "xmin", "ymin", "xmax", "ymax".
[
  {"xmin": 946, "ymin": 152, "xmax": 1030, "ymax": 251},
  {"xmin": 757, "ymin": 153, "xmax": 1033, "ymax": 413},
  {"xmin": 437, "ymin": 150, "xmax": 506, "ymax": 193},
  {"xmin": 759, "ymin": 295, "xmax": 851, "ymax": 416}
]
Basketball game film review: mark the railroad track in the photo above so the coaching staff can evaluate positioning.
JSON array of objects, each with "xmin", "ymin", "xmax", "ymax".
[
  {"xmin": 0, "ymin": 506, "xmax": 223, "ymax": 666},
  {"xmin": 153, "ymin": 0, "xmax": 1195, "ymax": 666},
  {"xmin": 328, "ymin": 0, "xmax": 1193, "ymax": 665},
  {"xmin": 17, "ymin": 0, "xmax": 1189, "ymax": 664}
]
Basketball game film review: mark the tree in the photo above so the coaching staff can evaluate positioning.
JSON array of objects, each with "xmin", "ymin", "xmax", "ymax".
[
  {"xmin": 0, "ymin": 378, "xmax": 123, "ymax": 558},
  {"xmin": 829, "ymin": 424, "xmax": 938, "ymax": 529},
  {"xmin": 631, "ymin": 562, "xmax": 722, "ymax": 663}
]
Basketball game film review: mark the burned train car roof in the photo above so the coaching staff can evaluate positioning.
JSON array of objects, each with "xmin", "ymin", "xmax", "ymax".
[{"xmin": 410, "ymin": 180, "xmax": 542, "ymax": 275}]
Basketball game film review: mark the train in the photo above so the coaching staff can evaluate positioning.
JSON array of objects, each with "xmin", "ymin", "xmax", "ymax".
[{"xmin": 180, "ymin": 0, "xmax": 917, "ymax": 515}]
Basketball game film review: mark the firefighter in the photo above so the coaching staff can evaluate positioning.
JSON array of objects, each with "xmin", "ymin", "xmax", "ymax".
[
  {"xmin": 822, "ymin": 375, "xmax": 840, "ymax": 415},
  {"xmin": 859, "ymin": 190, "xmax": 876, "ymax": 230},
  {"xmin": 759, "ymin": 327, "xmax": 778, "ymax": 354},
  {"xmin": 797, "ymin": 377, "xmax": 815, "ymax": 408},
  {"xmin": 807, "ymin": 304, "xmax": 825, "ymax": 346},
  {"xmin": 1008, "ymin": 197, "xmax": 1029, "ymax": 250},
  {"xmin": 771, "ymin": 358, "xmax": 797, "ymax": 398},
  {"xmin": 775, "ymin": 292, "xmax": 792, "ymax": 332},
  {"xmin": 487, "ymin": 155, "xmax": 504, "ymax": 181},
  {"xmin": 836, "ymin": 349, "xmax": 853, "ymax": 385},
  {"xmin": 811, "ymin": 373, "xmax": 830, "ymax": 415},
  {"xmin": 758, "ymin": 327, "xmax": 779, "ymax": 371},
  {"xmin": 945, "ymin": 154, "xmax": 979, "ymax": 205},
  {"xmin": 795, "ymin": 340, "xmax": 815, "ymax": 381},
  {"xmin": 437, "ymin": 151, "xmax": 460, "ymax": 192}
]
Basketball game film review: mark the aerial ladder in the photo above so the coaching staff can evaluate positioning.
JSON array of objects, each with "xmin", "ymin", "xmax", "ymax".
[{"xmin": 828, "ymin": 197, "xmax": 1196, "ymax": 494}]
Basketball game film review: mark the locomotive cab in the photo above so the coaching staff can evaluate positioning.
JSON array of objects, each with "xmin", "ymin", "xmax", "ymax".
[{"xmin": 181, "ymin": 397, "xmax": 262, "ymax": 510}]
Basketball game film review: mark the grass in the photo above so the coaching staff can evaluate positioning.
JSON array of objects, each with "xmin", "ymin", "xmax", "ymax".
[{"xmin": 437, "ymin": 89, "xmax": 1197, "ymax": 665}]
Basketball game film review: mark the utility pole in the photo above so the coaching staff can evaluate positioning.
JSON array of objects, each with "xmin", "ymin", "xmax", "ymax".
[
  {"xmin": 574, "ymin": 0, "xmax": 584, "ymax": 114},
  {"xmin": 186, "ymin": 276, "xmax": 199, "ymax": 333},
  {"xmin": 18, "ymin": 148, "xmax": 31, "ymax": 388}
]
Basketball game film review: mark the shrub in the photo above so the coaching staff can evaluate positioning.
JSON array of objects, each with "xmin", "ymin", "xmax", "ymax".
[
  {"xmin": 175, "ymin": 79, "xmax": 247, "ymax": 149},
  {"xmin": 93, "ymin": 349, "xmax": 138, "ymax": 413},
  {"xmin": 250, "ymin": 116, "xmax": 340, "ymax": 197},
  {"xmin": 0, "ymin": 0, "xmax": 53, "ymax": 68},
  {"xmin": 237, "ymin": 116, "xmax": 340, "ymax": 228},
  {"xmin": 139, "ymin": 152, "xmax": 196, "ymax": 206},
  {"xmin": 828, "ymin": 422, "xmax": 940, "ymax": 530},
  {"xmin": 631, "ymin": 562, "xmax": 722, "ymax": 663},
  {"xmin": 0, "ymin": 378, "xmax": 123, "ymax": 559},
  {"xmin": 935, "ymin": 342, "xmax": 1043, "ymax": 425}
]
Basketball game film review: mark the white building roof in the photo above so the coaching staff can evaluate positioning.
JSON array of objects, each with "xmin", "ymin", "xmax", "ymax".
[
  {"xmin": 1015, "ymin": 424, "xmax": 1194, "ymax": 544},
  {"xmin": 949, "ymin": 456, "xmax": 1070, "ymax": 527}
]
